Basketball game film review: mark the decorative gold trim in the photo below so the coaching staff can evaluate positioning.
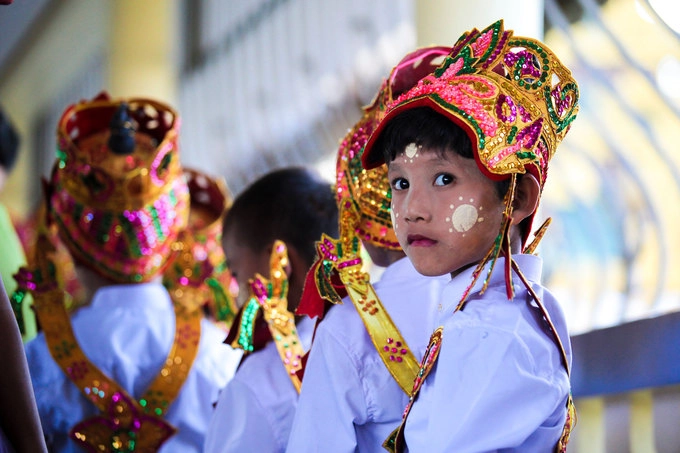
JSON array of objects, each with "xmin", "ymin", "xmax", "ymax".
[
  {"xmin": 231, "ymin": 240, "xmax": 305, "ymax": 393},
  {"xmin": 16, "ymin": 231, "xmax": 201, "ymax": 452},
  {"xmin": 313, "ymin": 204, "xmax": 420, "ymax": 395}
]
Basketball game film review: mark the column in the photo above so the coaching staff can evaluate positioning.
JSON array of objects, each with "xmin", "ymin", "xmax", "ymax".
[
  {"xmin": 415, "ymin": 0, "xmax": 545, "ymax": 47},
  {"xmin": 109, "ymin": 0, "xmax": 179, "ymax": 104}
]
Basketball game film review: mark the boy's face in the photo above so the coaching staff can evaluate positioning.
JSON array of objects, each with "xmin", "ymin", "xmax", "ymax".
[
  {"xmin": 387, "ymin": 146, "xmax": 505, "ymax": 277},
  {"xmin": 222, "ymin": 228, "xmax": 272, "ymax": 308}
]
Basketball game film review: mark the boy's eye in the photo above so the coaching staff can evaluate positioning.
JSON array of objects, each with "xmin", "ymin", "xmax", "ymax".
[
  {"xmin": 391, "ymin": 177, "xmax": 409, "ymax": 191},
  {"xmin": 434, "ymin": 173, "xmax": 454, "ymax": 186}
]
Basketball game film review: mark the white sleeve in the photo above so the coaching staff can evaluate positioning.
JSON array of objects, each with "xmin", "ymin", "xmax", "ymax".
[
  {"xmin": 204, "ymin": 377, "xmax": 279, "ymax": 453},
  {"xmin": 286, "ymin": 325, "xmax": 367, "ymax": 453},
  {"xmin": 405, "ymin": 324, "xmax": 565, "ymax": 452}
]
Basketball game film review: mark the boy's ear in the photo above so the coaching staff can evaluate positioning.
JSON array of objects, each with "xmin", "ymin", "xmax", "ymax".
[{"xmin": 511, "ymin": 173, "xmax": 540, "ymax": 225}]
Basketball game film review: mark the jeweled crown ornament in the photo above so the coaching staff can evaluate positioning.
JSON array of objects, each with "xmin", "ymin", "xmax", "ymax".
[
  {"xmin": 336, "ymin": 46, "xmax": 450, "ymax": 250},
  {"xmin": 362, "ymin": 19, "xmax": 579, "ymax": 192},
  {"xmin": 164, "ymin": 168, "xmax": 238, "ymax": 327},
  {"xmin": 51, "ymin": 92, "xmax": 189, "ymax": 283}
]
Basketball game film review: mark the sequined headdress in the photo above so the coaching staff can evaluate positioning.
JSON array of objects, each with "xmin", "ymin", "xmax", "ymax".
[
  {"xmin": 51, "ymin": 92, "xmax": 190, "ymax": 283},
  {"xmin": 163, "ymin": 168, "xmax": 238, "ymax": 327}
]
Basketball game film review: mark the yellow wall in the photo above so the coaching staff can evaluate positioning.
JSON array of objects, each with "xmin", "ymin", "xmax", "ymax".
[
  {"xmin": 0, "ymin": 0, "xmax": 178, "ymax": 218},
  {"xmin": 0, "ymin": 0, "xmax": 110, "ymax": 217}
]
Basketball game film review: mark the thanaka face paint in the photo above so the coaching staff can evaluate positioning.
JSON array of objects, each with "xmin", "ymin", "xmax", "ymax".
[
  {"xmin": 445, "ymin": 197, "xmax": 485, "ymax": 234},
  {"xmin": 402, "ymin": 142, "xmax": 421, "ymax": 164}
]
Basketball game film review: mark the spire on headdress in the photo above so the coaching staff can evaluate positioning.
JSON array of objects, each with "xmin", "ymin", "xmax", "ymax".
[{"xmin": 108, "ymin": 103, "xmax": 136, "ymax": 155}]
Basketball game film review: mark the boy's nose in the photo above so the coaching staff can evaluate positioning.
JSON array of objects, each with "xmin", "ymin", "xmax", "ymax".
[{"xmin": 403, "ymin": 188, "xmax": 432, "ymax": 222}]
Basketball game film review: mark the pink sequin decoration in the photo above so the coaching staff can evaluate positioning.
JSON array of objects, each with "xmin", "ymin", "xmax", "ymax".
[{"xmin": 470, "ymin": 28, "xmax": 494, "ymax": 57}]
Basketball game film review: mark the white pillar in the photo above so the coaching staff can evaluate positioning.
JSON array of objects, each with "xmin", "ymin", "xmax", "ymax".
[
  {"xmin": 415, "ymin": 0, "xmax": 545, "ymax": 48},
  {"xmin": 109, "ymin": 0, "xmax": 179, "ymax": 104}
]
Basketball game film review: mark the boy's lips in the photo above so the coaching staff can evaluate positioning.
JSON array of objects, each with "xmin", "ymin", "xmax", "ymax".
[{"xmin": 407, "ymin": 234, "xmax": 437, "ymax": 247}]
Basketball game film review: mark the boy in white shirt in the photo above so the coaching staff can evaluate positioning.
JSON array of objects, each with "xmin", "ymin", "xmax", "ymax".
[
  {"xmin": 361, "ymin": 20, "xmax": 579, "ymax": 452},
  {"xmin": 204, "ymin": 167, "xmax": 339, "ymax": 453}
]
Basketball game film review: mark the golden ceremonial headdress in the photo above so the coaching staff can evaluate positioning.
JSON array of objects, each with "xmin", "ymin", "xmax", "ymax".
[
  {"xmin": 163, "ymin": 168, "xmax": 238, "ymax": 327},
  {"xmin": 363, "ymin": 20, "xmax": 579, "ymax": 190},
  {"xmin": 51, "ymin": 92, "xmax": 190, "ymax": 283},
  {"xmin": 336, "ymin": 46, "xmax": 452, "ymax": 251}
]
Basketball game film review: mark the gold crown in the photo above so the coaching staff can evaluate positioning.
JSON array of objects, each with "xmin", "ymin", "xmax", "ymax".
[
  {"xmin": 164, "ymin": 168, "xmax": 238, "ymax": 326},
  {"xmin": 56, "ymin": 92, "xmax": 183, "ymax": 212},
  {"xmin": 50, "ymin": 92, "xmax": 189, "ymax": 283}
]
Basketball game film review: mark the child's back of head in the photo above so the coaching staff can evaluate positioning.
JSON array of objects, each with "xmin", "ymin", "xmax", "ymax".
[{"xmin": 223, "ymin": 166, "xmax": 338, "ymax": 309}]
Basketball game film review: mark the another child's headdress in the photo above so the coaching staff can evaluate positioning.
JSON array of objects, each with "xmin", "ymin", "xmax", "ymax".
[
  {"xmin": 163, "ymin": 168, "xmax": 238, "ymax": 327},
  {"xmin": 336, "ymin": 46, "xmax": 451, "ymax": 251},
  {"xmin": 362, "ymin": 20, "xmax": 579, "ymax": 299},
  {"xmin": 50, "ymin": 92, "xmax": 190, "ymax": 283}
]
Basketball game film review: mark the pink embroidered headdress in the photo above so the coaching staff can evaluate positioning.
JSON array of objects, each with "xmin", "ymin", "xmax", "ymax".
[{"xmin": 362, "ymin": 19, "xmax": 579, "ymax": 299}]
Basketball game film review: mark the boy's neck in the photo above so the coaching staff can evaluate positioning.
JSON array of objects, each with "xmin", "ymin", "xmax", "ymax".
[{"xmin": 75, "ymin": 264, "xmax": 160, "ymax": 305}]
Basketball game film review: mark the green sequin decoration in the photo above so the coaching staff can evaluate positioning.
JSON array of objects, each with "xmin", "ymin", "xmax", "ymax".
[
  {"xmin": 148, "ymin": 206, "xmax": 165, "ymax": 241},
  {"xmin": 119, "ymin": 214, "xmax": 142, "ymax": 258},
  {"xmin": 9, "ymin": 289, "xmax": 25, "ymax": 335},
  {"xmin": 207, "ymin": 277, "xmax": 236, "ymax": 324},
  {"xmin": 236, "ymin": 299, "xmax": 261, "ymax": 352},
  {"xmin": 56, "ymin": 147, "xmax": 68, "ymax": 168}
]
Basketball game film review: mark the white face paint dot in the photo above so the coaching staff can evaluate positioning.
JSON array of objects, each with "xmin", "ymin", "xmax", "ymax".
[
  {"xmin": 449, "ymin": 204, "xmax": 454, "ymax": 209},
  {"xmin": 469, "ymin": 198, "xmax": 474, "ymax": 203},
  {"xmin": 451, "ymin": 204, "xmax": 479, "ymax": 232},
  {"xmin": 405, "ymin": 143, "xmax": 419, "ymax": 158},
  {"xmin": 458, "ymin": 196, "xmax": 463, "ymax": 201}
]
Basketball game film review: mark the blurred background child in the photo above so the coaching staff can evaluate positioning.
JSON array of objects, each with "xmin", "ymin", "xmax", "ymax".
[{"xmin": 205, "ymin": 166, "xmax": 338, "ymax": 453}]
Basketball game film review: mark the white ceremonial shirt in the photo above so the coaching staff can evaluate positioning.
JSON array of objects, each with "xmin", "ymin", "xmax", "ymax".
[
  {"xmin": 286, "ymin": 257, "xmax": 448, "ymax": 453},
  {"xmin": 25, "ymin": 283, "xmax": 243, "ymax": 453},
  {"xmin": 404, "ymin": 254, "xmax": 572, "ymax": 452},
  {"xmin": 204, "ymin": 316, "xmax": 315, "ymax": 453}
]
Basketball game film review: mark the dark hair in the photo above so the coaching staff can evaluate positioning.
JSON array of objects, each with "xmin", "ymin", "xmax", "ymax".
[
  {"xmin": 223, "ymin": 167, "xmax": 339, "ymax": 268},
  {"xmin": 377, "ymin": 106, "xmax": 514, "ymax": 200},
  {"xmin": 0, "ymin": 108, "xmax": 19, "ymax": 172},
  {"xmin": 376, "ymin": 107, "xmax": 532, "ymax": 237}
]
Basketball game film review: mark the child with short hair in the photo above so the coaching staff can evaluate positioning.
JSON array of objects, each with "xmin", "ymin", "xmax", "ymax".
[
  {"xmin": 361, "ymin": 20, "xmax": 578, "ymax": 452},
  {"xmin": 204, "ymin": 167, "xmax": 339, "ymax": 453},
  {"xmin": 18, "ymin": 93, "xmax": 242, "ymax": 452}
]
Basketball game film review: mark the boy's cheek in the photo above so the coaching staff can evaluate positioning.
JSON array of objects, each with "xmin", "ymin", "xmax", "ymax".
[{"xmin": 390, "ymin": 205, "xmax": 401, "ymax": 231}]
